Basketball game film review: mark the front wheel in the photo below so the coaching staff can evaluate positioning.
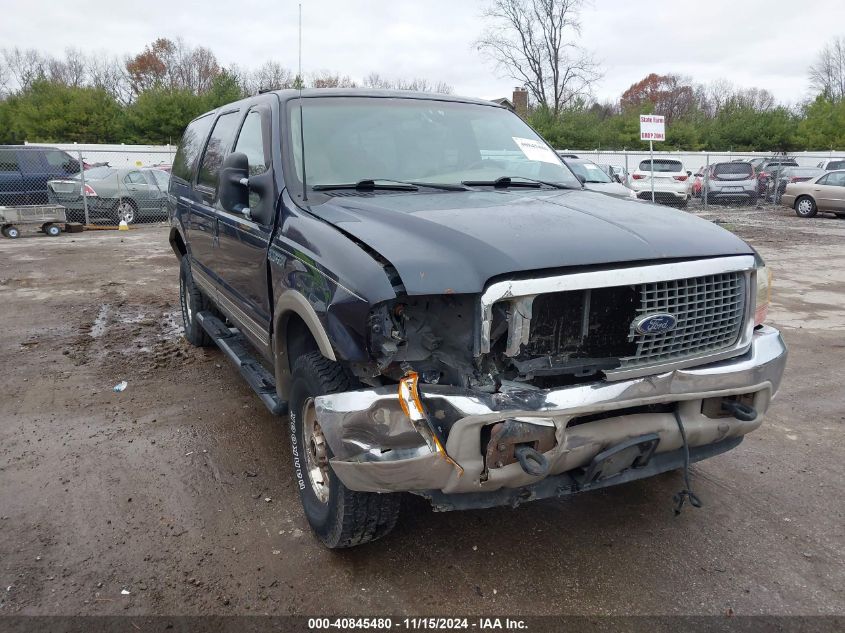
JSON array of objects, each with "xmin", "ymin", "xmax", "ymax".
[
  {"xmin": 44, "ymin": 223, "xmax": 62, "ymax": 237},
  {"xmin": 3, "ymin": 225, "xmax": 20, "ymax": 239},
  {"xmin": 289, "ymin": 352, "xmax": 401, "ymax": 548},
  {"xmin": 795, "ymin": 196, "xmax": 817, "ymax": 218}
]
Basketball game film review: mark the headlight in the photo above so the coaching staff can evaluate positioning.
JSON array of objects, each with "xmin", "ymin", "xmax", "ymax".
[{"xmin": 754, "ymin": 264, "xmax": 772, "ymax": 326}]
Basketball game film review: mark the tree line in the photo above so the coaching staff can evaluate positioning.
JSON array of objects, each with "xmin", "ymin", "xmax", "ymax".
[
  {"xmin": 0, "ymin": 38, "xmax": 453, "ymax": 145},
  {"xmin": 479, "ymin": 0, "xmax": 845, "ymax": 152}
]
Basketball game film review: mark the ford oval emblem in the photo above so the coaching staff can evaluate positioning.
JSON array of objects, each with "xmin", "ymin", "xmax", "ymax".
[{"xmin": 634, "ymin": 313, "xmax": 678, "ymax": 335}]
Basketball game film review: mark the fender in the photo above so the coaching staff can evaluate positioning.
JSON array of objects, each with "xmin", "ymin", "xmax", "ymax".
[{"xmin": 273, "ymin": 290, "xmax": 336, "ymax": 397}]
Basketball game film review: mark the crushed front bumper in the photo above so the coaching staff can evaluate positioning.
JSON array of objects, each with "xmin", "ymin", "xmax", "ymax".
[{"xmin": 315, "ymin": 326, "xmax": 787, "ymax": 506}]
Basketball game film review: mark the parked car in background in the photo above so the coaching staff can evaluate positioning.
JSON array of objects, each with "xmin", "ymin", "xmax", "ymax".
[
  {"xmin": 556, "ymin": 152, "xmax": 579, "ymax": 159},
  {"xmin": 562, "ymin": 158, "xmax": 635, "ymax": 199},
  {"xmin": 0, "ymin": 146, "xmax": 81, "ymax": 206},
  {"xmin": 629, "ymin": 159, "xmax": 690, "ymax": 206},
  {"xmin": 756, "ymin": 158, "xmax": 799, "ymax": 199},
  {"xmin": 704, "ymin": 162, "xmax": 758, "ymax": 205},
  {"xmin": 47, "ymin": 166, "xmax": 170, "ymax": 224},
  {"xmin": 773, "ymin": 167, "xmax": 824, "ymax": 204},
  {"xmin": 781, "ymin": 170, "xmax": 845, "ymax": 218},
  {"xmin": 597, "ymin": 163, "xmax": 630, "ymax": 186},
  {"xmin": 815, "ymin": 158, "xmax": 845, "ymax": 171}
]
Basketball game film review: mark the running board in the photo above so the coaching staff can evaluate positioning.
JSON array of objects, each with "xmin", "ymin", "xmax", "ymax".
[{"xmin": 196, "ymin": 311, "xmax": 288, "ymax": 416}]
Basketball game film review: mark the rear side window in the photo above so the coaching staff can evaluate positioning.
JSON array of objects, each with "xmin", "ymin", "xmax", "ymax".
[
  {"xmin": 44, "ymin": 149, "xmax": 77, "ymax": 172},
  {"xmin": 0, "ymin": 149, "xmax": 19, "ymax": 171},
  {"xmin": 714, "ymin": 163, "xmax": 753, "ymax": 177},
  {"xmin": 828, "ymin": 160, "xmax": 845, "ymax": 170},
  {"xmin": 172, "ymin": 114, "xmax": 215, "ymax": 182},
  {"xmin": 124, "ymin": 171, "xmax": 147, "ymax": 185},
  {"xmin": 639, "ymin": 160, "xmax": 683, "ymax": 172},
  {"xmin": 197, "ymin": 111, "xmax": 242, "ymax": 191},
  {"xmin": 821, "ymin": 171, "xmax": 845, "ymax": 186}
]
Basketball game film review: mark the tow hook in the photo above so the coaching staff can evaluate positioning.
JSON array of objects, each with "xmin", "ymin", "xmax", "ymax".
[
  {"xmin": 514, "ymin": 445, "xmax": 550, "ymax": 477},
  {"xmin": 721, "ymin": 399, "xmax": 757, "ymax": 421}
]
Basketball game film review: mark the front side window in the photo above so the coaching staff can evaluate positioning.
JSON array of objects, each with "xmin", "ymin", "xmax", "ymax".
[
  {"xmin": 197, "ymin": 111, "xmax": 242, "ymax": 191},
  {"xmin": 234, "ymin": 110, "xmax": 269, "ymax": 176},
  {"xmin": 826, "ymin": 171, "xmax": 845, "ymax": 187},
  {"xmin": 287, "ymin": 98, "xmax": 579, "ymax": 189}
]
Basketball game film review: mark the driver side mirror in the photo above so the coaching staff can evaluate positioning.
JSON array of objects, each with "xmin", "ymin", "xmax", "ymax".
[
  {"xmin": 686, "ymin": 170, "xmax": 692, "ymax": 176},
  {"xmin": 218, "ymin": 152, "xmax": 250, "ymax": 216}
]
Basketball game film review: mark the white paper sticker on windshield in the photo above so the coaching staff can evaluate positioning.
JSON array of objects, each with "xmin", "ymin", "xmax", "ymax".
[{"xmin": 512, "ymin": 137, "xmax": 560, "ymax": 164}]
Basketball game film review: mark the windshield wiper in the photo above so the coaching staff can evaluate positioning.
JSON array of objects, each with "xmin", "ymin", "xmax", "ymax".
[
  {"xmin": 312, "ymin": 178, "xmax": 472, "ymax": 192},
  {"xmin": 312, "ymin": 179, "xmax": 419, "ymax": 192},
  {"xmin": 461, "ymin": 176, "xmax": 572, "ymax": 190}
]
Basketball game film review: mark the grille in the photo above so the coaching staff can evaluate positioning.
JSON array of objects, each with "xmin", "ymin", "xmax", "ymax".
[{"xmin": 620, "ymin": 272, "xmax": 746, "ymax": 368}]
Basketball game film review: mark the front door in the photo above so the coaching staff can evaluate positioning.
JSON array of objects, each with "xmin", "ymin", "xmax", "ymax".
[
  {"xmin": 214, "ymin": 105, "xmax": 277, "ymax": 351},
  {"xmin": 815, "ymin": 171, "xmax": 845, "ymax": 212}
]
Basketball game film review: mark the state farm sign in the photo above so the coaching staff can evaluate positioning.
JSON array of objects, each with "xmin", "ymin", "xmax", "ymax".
[{"xmin": 640, "ymin": 114, "xmax": 665, "ymax": 141}]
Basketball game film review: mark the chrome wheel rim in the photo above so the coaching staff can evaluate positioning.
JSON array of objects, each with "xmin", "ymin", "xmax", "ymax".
[
  {"xmin": 117, "ymin": 201, "xmax": 135, "ymax": 223},
  {"xmin": 797, "ymin": 199, "xmax": 813, "ymax": 215},
  {"xmin": 302, "ymin": 397, "xmax": 330, "ymax": 503}
]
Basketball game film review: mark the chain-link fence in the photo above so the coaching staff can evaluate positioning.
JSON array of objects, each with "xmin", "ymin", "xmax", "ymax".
[
  {"xmin": 0, "ymin": 144, "xmax": 174, "ymax": 227},
  {"xmin": 562, "ymin": 149, "xmax": 845, "ymax": 210}
]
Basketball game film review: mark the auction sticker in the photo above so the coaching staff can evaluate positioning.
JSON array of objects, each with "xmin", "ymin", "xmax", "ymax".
[{"xmin": 512, "ymin": 137, "xmax": 560, "ymax": 164}]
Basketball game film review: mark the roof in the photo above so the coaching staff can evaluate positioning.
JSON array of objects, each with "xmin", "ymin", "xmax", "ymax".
[{"xmin": 269, "ymin": 88, "xmax": 505, "ymax": 108}]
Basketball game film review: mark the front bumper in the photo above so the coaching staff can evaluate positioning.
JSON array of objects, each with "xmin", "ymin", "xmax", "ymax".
[{"xmin": 315, "ymin": 326, "xmax": 787, "ymax": 503}]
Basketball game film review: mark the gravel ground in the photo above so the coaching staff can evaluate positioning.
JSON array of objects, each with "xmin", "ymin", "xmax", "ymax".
[{"xmin": 0, "ymin": 202, "xmax": 843, "ymax": 619}]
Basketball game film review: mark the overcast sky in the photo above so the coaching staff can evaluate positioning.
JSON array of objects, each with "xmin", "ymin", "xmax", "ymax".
[{"xmin": 1, "ymin": 0, "xmax": 842, "ymax": 106}]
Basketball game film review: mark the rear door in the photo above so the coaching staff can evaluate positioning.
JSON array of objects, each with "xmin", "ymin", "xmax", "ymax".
[
  {"xmin": 169, "ymin": 113, "xmax": 216, "ymax": 293},
  {"xmin": 213, "ymin": 104, "xmax": 277, "ymax": 349},
  {"xmin": 0, "ymin": 149, "xmax": 25, "ymax": 206},
  {"xmin": 123, "ymin": 170, "xmax": 158, "ymax": 214},
  {"xmin": 190, "ymin": 110, "xmax": 243, "ymax": 293}
]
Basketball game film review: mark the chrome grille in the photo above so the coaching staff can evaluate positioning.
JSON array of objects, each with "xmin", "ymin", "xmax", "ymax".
[{"xmin": 620, "ymin": 272, "xmax": 746, "ymax": 368}]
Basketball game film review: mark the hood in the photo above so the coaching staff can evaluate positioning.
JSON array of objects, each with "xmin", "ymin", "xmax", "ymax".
[
  {"xmin": 305, "ymin": 189, "xmax": 753, "ymax": 295},
  {"xmin": 583, "ymin": 182, "xmax": 633, "ymax": 199}
]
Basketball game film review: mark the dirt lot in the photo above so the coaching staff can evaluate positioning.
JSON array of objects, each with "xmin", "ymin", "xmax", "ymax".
[{"xmin": 0, "ymin": 203, "xmax": 843, "ymax": 619}]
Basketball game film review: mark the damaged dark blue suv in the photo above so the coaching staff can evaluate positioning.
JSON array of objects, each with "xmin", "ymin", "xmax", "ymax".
[{"xmin": 169, "ymin": 89, "xmax": 787, "ymax": 548}]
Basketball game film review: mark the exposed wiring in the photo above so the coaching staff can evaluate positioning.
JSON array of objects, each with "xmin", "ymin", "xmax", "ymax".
[{"xmin": 672, "ymin": 408, "xmax": 702, "ymax": 515}]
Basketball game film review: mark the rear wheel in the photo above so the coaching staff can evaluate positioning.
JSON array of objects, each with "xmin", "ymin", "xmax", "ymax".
[
  {"xmin": 43, "ymin": 223, "xmax": 61, "ymax": 237},
  {"xmin": 289, "ymin": 352, "xmax": 401, "ymax": 548},
  {"xmin": 113, "ymin": 199, "xmax": 137, "ymax": 224},
  {"xmin": 794, "ymin": 196, "xmax": 817, "ymax": 218},
  {"xmin": 179, "ymin": 257, "xmax": 212, "ymax": 347},
  {"xmin": 3, "ymin": 225, "xmax": 20, "ymax": 239}
]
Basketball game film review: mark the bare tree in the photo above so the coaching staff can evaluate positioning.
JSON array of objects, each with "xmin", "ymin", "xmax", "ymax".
[
  {"xmin": 362, "ymin": 72, "xmax": 452, "ymax": 93},
  {"xmin": 242, "ymin": 60, "xmax": 294, "ymax": 94},
  {"xmin": 2, "ymin": 47, "xmax": 47, "ymax": 90},
  {"xmin": 809, "ymin": 36, "xmax": 845, "ymax": 102},
  {"xmin": 88, "ymin": 54, "xmax": 131, "ymax": 104},
  {"xmin": 47, "ymin": 48, "xmax": 87, "ymax": 87},
  {"xmin": 309, "ymin": 70, "xmax": 357, "ymax": 88},
  {"xmin": 477, "ymin": 0, "xmax": 601, "ymax": 115}
]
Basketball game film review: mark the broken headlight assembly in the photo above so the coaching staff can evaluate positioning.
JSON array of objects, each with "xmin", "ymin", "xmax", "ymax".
[{"xmin": 754, "ymin": 259, "xmax": 772, "ymax": 327}]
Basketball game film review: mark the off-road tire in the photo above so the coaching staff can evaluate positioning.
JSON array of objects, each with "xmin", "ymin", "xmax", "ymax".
[
  {"xmin": 179, "ymin": 257, "xmax": 212, "ymax": 347},
  {"xmin": 3, "ymin": 225, "xmax": 20, "ymax": 239},
  {"xmin": 44, "ymin": 223, "xmax": 62, "ymax": 237},
  {"xmin": 794, "ymin": 196, "xmax": 817, "ymax": 218},
  {"xmin": 289, "ymin": 351, "xmax": 401, "ymax": 548}
]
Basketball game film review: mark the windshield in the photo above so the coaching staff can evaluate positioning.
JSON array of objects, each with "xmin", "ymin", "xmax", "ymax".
[
  {"xmin": 288, "ymin": 97, "xmax": 580, "ymax": 189},
  {"xmin": 566, "ymin": 160, "xmax": 613, "ymax": 183},
  {"xmin": 639, "ymin": 159, "xmax": 683, "ymax": 172}
]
